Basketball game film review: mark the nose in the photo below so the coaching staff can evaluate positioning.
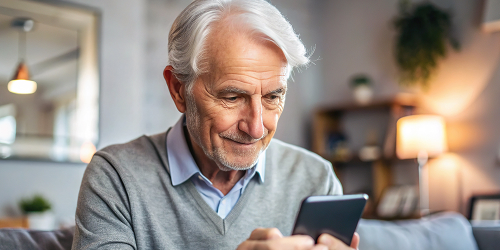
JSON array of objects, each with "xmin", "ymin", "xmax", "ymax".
[{"xmin": 239, "ymin": 97, "xmax": 265, "ymax": 140}]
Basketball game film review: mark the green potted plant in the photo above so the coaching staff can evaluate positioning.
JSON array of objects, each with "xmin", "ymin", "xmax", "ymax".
[
  {"xmin": 394, "ymin": 1, "xmax": 460, "ymax": 88},
  {"xmin": 350, "ymin": 74, "xmax": 373, "ymax": 105},
  {"xmin": 19, "ymin": 194, "xmax": 54, "ymax": 230}
]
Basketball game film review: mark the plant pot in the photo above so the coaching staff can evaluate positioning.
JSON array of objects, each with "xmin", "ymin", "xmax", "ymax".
[
  {"xmin": 27, "ymin": 211, "xmax": 55, "ymax": 230},
  {"xmin": 353, "ymin": 85, "xmax": 373, "ymax": 105}
]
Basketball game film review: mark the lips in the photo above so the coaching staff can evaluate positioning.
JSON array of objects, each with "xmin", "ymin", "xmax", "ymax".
[
  {"xmin": 220, "ymin": 133, "xmax": 259, "ymax": 144},
  {"xmin": 225, "ymin": 137, "xmax": 258, "ymax": 145}
]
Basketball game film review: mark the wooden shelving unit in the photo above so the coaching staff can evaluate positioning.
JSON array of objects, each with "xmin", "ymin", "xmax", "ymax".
[{"xmin": 311, "ymin": 98, "xmax": 417, "ymax": 218}]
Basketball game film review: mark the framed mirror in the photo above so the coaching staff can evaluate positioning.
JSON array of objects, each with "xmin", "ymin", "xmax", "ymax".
[{"xmin": 0, "ymin": 0, "xmax": 99, "ymax": 163}]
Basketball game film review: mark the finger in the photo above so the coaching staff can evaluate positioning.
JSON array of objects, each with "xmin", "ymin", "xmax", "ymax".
[
  {"xmin": 350, "ymin": 232, "xmax": 360, "ymax": 249},
  {"xmin": 248, "ymin": 228, "xmax": 283, "ymax": 240},
  {"xmin": 317, "ymin": 233, "xmax": 346, "ymax": 249},
  {"xmin": 246, "ymin": 235, "xmax": 314, "ymax": 250},
  {"xmin": 311, "ymin": 244, "xmax": 329, "ymax": 250}
]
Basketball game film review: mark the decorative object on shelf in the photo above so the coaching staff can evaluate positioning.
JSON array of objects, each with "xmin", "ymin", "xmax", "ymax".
[
  {"xmin": 350, "ymin": 74, "xmax": 373, "ymax": 105},
  {"xmin": 359, "ymin": 146, "xmax": 380, "ymax": 162},
  {"xmin": 8, "ymin": 18, "xmax": 37, "ymax": 95},
  {"xmin": 377, "ymin": 185, "xmax": 419, "ymax": 218},
  {"xmin": 396, "ymin": 115, "xmax": 448, "ymax": 215},
  {"xmin": 19, "ymin": 194, "xmax": 54, "ymax": 230},
  {"xmin": 326, "ymin": 131, "xmax": 351, "ymax": 162},
  {"xmin": 393, "ymin": 1, "xmax": 460, "ymax": 88},
  {"xmin": 359, "ymin": 129, "xmax": 381, "ymax": 162}
]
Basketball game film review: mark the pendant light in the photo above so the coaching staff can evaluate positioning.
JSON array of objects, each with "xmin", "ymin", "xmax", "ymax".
[{"xmin": 8, "ymin": 18, "xmax": 37, "ymax": 95}]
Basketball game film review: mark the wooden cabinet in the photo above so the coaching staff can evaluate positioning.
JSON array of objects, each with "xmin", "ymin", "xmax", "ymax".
[
  {"xmin": 0, "ymin": 217, "xmax": 28, "ymax": 228},
  {"xmin": 311, "ymin": 99, "xmax": 416, "ymax": 218}
]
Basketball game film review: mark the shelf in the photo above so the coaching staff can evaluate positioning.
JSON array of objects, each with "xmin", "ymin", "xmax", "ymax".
[
  {"xmin": 321, "ymin": 155, "xmax": 415, "ymax": 167},
  {"xmin": 311, "ymin": 97, "xmax": 418, "ymax": 219},
  {"xmin": 315, "ymin": 98, "xmax": 416, "ymax": 114}
]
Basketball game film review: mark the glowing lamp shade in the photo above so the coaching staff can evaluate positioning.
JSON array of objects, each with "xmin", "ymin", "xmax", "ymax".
[
  {"xmin": 8, "ymin": 62, "xmax": 37, "ymax": 94},
  {"xmin": 396, "ymin": 115, "xmax": 448, "ymax": 160},
  {"xmin": 8, "ymin": 80, "xmax": 37, "ymax": 94}
]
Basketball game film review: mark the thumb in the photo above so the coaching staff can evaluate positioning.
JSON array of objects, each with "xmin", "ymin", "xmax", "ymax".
[
  {"xmin": 248, "ymin": 228, "xmax": 283, "ymax": 240},
  {"xmin": 351, "ymin": 232, "xmax": 360, "ymax": 249}
]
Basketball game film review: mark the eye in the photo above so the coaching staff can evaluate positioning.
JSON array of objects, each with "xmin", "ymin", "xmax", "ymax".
[
  {"xmin": 265, "ymin": 94, "xmax": 281, "ymax": 105},
  {"xmin": 225, "ymin": 96, "xmax": 238, "ymax": 102},
  {"xmin": 267, "ymin": 94, "xmax": 281, "ymax": 101}
]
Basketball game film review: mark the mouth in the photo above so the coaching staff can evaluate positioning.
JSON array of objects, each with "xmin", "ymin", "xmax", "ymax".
[{"xmin": 225, "ymin": 138, "xmax": 258, "ymax": 145}]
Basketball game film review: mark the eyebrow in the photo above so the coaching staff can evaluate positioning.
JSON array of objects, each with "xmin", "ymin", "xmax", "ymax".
[
  {"xmin": 267, "ymin": 88, "xmax": 285, "ymax": 95},
  {"xmin": 218, "ymin": 86, "xmax": 286, "ymax": 95},
  {"xmin": 219, "ymin": 86, "xmax": 249, "ymax": 95}
]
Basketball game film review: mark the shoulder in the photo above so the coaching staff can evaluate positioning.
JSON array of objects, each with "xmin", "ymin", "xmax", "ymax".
[
  {"xmin": 265, "ymin": 139, "xmax": 342, "ymax": 195},
  {"xmin": 97, "ymin": 134, "xmax": 162, "ymax": 163},
  {"xmin": 84, "ymin": 132, "xmax": 168, "ymax": 184},
  {"xmin": 94, "ymin": 132, "xmax": 167, "ymax": 169}
]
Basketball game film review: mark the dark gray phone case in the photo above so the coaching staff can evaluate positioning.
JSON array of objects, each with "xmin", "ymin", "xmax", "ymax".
[{"xmin": 291, "ymin": 194, "xmax": 368, "ymax": 246}]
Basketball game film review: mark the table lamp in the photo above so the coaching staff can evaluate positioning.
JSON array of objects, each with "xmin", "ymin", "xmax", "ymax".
[{"xmin": 396, "ymin": 115, "xmax": 448, "ymax": 215}]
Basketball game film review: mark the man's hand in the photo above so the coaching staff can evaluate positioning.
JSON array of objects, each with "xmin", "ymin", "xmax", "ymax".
[
  {"xmin": 237, "ymin": 228, "xmax": 322, "ymax": 250},
  {"xmin": 237, "ymin": 228, "xmax": 360, "ymax": 250},
  {"xmin": 316, "ymin": 232, "xmax": 360, "ymax": 250}
]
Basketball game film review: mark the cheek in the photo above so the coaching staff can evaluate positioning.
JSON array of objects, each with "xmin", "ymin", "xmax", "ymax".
[
  {"xmin": 204, "ymin": 108, "xmax": 240, "ymax": 135},
  {"xmin": 263, "ymin": 110, "xmax": 281, "ymax": 132}
]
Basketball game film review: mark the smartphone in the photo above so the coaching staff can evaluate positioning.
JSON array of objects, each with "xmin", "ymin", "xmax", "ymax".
[{"xmin": 291, "ymin": 194, "xmax": 368, "ymax": 246}]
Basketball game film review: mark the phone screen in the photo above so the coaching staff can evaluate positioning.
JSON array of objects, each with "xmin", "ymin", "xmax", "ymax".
[{"xmin": 292, "ymin": 194, "xmax": 368, "ymax": 245}]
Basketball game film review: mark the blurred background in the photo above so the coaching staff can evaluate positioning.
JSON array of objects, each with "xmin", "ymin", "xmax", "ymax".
[{"xmin": 0, "ymin": 0, "xmax": 499, "ymax": 230}]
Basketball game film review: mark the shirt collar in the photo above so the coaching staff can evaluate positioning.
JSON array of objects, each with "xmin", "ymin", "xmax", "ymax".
[{"xmin": 166, "ymin": 115, "xmax": 265, "ymax": 186}]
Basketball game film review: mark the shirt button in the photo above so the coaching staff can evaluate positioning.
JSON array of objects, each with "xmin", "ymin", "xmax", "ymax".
[
  {"xmin": 198, "ymin": 176, "xmax": 203, "ymax": 180},
  {"xmin": 221, "ymin": 200, "xmax": 226, "ymax": 204}
]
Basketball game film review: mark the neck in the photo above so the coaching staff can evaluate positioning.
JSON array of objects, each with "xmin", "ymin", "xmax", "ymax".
[{"xmin": 183, "ymin": 126, "xmax": 245, "ymax": 195}]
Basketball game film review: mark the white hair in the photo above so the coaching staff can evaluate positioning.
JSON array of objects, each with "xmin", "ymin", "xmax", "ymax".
[{"xmin": 168, "ymin": 0, "xmax": 310, "ymax": 89}]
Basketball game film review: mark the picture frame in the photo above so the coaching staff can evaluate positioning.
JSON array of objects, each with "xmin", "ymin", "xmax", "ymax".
[
  {"xmin": 377, "ymin": 185, "xmax": 419, "ymax": 218},
  {"xmin": 483, "ymin": 0, "xmax": 500, "ymax": 33},
  {"xmin": 468, "ymin": 194, "xmax": 500, "ymax": 221}
]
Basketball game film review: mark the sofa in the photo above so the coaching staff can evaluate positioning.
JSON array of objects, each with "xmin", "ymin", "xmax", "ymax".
[
  {"xmin": 357, "ymin": 212, "xmax": 500, "ymax": 250},
  {"xmin": 0, "ymin": 212, "xmax": 498, "ymax": 250}
]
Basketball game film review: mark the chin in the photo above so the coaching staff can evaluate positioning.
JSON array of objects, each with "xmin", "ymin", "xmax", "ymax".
[{"xmin": 215, "ymin": 153, "xmax": 261, "ymax": 171}]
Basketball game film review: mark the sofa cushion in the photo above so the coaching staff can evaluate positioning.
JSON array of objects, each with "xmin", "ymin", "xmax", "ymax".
[
  {"xmin": 357, "ymin": 212, "xmax": 478, "ymax": 250},
  {"xmin": 0, "ymin": 226, "xmax": 74, "ymax": 250}
]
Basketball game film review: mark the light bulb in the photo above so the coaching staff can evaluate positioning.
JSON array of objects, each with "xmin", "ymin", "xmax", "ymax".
[{"xmin": 8, "ymin": 79, "xmax": 37, "ymax": 94}]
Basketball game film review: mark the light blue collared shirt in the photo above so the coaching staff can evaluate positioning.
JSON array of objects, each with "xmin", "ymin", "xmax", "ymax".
[{"xmin": 166, "ymin": 116, "xmax": 265, "ymax": 219}]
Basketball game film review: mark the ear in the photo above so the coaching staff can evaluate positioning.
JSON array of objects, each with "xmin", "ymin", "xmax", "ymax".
[{"xmin": 164, "ymin": 65, "xmax": 187, "ymax": 113}]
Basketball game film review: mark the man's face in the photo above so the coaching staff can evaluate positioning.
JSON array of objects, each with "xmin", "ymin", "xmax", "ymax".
[{"xmin": 185, "ymin": 24, "xmax": 287, "ymax": 171}]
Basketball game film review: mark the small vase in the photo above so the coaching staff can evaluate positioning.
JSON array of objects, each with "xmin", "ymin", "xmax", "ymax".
[
  {"xmin": 27, "ymin": 211, "xmax": 55, "ymax": 230},
  {"xmin": 353, "ymin": 85, "xmax": 373, "ymax": 105}
]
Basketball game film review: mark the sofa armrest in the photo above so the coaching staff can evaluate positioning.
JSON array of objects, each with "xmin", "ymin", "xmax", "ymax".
[{"xmin": 472, "ymin": 222, "xmax": 500, "ymax": 250}]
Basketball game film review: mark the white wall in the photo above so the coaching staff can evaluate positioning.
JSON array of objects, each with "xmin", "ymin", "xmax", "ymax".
[
  {"xmin": 0, "ymin": 0, "xmax": 147, "ymax": 224},
  {"xmin": 270, "ymin": 0, "xmax": 326, "ymax": 148}
]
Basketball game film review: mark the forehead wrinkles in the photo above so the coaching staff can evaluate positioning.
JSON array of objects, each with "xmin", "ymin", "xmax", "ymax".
[
  {"xmin": 202, "ymin": 18, "xmax": 287, "ymax": 92},
  {"xmin": 207, "ymin": 42, "xmax": 288, "ymax": 89}
]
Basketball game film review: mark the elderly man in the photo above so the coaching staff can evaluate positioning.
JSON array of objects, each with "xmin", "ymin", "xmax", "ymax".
[{"xmin": 73, "ymin": 0, "xmax": 359, "ymax": 249}]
